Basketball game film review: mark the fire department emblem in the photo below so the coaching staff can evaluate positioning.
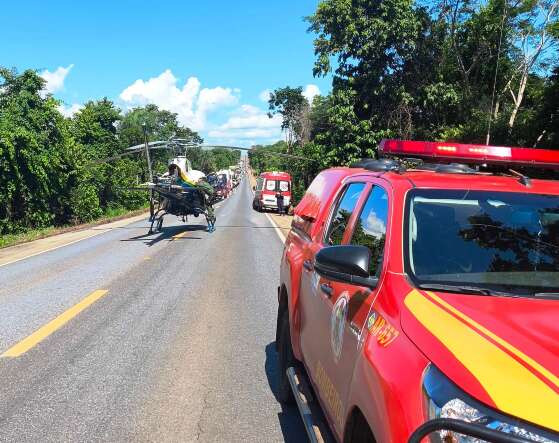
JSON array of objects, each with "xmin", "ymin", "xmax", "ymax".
[{"xmin": 330, "ymin": 292, "xmax": 349, "ymax": 362}]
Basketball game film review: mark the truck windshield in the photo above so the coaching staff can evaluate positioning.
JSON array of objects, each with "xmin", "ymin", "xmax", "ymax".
[{"xmin": 405, "ymin": 189, "xmax": 559, "ymax": 296}]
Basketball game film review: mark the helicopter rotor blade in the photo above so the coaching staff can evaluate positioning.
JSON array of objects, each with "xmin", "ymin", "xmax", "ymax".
[
  {"xmin": 125, "ymin": 140, "xmax": 170, "ymax": 151},
  {"xmin": 90, "ymin": 145, "xmax": 175, "ymax": 165},
  {"xmin": 90, "ymin": 139, "xmax": 317, "ymax": 165}
]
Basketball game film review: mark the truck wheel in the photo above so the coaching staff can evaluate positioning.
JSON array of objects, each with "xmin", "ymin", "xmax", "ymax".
[{"xmin": 277, "ymin": 312, "xmax": 295, "ymax": 404}]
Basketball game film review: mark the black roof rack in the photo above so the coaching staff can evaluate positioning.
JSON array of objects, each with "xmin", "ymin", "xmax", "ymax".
[
  {"xmin": 413, "ymin": 162, "xmax": 476, "ymax": 174},
  {"xmin": 350, "ymin": 157, "xmax": 478, "ymax": 175},
  {"xmin": 350, "ymin": 158, "xmax": 401, "ymax": 172}
]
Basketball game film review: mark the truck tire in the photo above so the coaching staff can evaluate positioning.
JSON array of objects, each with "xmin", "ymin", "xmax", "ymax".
[{"xmin": 277, "ymin": 311, "xmax": 295, "ymax": 404}]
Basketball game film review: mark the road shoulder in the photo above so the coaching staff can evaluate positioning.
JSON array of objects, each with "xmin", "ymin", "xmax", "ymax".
[{"xmin": 0, "ymin": 212, "xmax": 149, "ymax": 267}]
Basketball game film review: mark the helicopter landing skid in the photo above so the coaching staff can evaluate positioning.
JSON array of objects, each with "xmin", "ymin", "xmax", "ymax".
[
  {"xmin": 206, "ymin": 216, "xmax": 216, "ymax": 233},
  {"xmin": 148, "ymin": 209, "xmax": 166, "ymax": 235},
  {"xmin": 205, "ymin": 209, "xmax": 216, "ymax": 233}
]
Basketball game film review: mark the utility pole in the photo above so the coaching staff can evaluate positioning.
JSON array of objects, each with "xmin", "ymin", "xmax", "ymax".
[
  {"xmin": 142, "ymin": 123, "xmax": 153, "ymax": 182},
  {"xmin": 142, "ymin": 123, "xmax": 155, "ymax": 220}
]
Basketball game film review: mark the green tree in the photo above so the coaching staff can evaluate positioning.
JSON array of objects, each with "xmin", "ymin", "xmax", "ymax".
[
  {"xmin": 532, "ymin": 66, "xmax": 559, "ymax": 148},
  {"xmin": 268, "ymin": 87, "xmax": 310, "ymax": 152},
  {"xmin": 0, "ymin": 68, "xmax": 76, "ymax": 233},
  {"xmin": 118, "ymin": 104, "xmax": 202, "ymax": 147},
  {"xmin": 70, "ymin": 99, "xmax": 146, "ymax": 221},
  {"xmin": 117, "ymin": 104, "xmax": 203, "ymax": 178}
]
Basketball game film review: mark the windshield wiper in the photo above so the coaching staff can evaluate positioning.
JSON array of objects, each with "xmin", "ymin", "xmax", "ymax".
[{"xmin": 418, "ymin": 283, "xmax": 511, "ymax": 297}]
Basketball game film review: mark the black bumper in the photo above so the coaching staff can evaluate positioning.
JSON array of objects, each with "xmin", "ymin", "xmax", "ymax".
[{"xmin": 408, "ymin": 418, "xmax": 548, "ymax": 443}]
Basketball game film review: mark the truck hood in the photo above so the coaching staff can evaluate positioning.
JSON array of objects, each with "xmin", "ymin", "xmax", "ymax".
[{"xmin": 401, "ymin": 289, "xmax": 559, "ymax": 432}]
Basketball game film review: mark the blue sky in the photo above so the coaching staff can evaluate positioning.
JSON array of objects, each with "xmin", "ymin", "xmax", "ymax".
[{"xmin": 1, "ymin": 0, "xmax": 332, "ymax": 146}]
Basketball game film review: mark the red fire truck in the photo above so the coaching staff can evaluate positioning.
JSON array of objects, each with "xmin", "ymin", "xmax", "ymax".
[
  {"xmin": 252, "ymin": 171, "xmax": 292, "ymax": 213},
  {"xmin": 276, "ymin": 140, "xmax": 559, "ymax": 443}
]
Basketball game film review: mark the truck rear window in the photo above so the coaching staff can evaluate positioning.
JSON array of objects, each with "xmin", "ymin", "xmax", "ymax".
[
  {"xmin": 263, "ymin": 179, "xmax": 290, "ymax": 192},
  {"xmin": 405, "ymin": 189, "xmax": 559, "ymax": 296}
]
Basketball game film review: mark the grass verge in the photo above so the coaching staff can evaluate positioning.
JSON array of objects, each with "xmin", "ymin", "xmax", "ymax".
[{"xmin": 0, "ymin": 206, "xmax": 149, "ymax": 250}]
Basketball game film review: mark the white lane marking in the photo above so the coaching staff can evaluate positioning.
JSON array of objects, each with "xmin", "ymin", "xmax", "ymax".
[
  {"xmin": 0, "ymin": 214, "xmax": 149, "ymax": 269},
  {"xmin": 0, "ymin": 231, "xmax": 106, "ymax": 269},
  {"xmin": 264, "ymin": 212, "xmax": 286, "ymax": 244},
  {"xmin": 246, "ymin": 174, "xmax": 285, "ymax": 243}
]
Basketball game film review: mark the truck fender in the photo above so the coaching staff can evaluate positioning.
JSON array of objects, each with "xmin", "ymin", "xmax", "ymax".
[{"xmin": 279, "ymin": 241, "xmax": 304, "ymax": 361}]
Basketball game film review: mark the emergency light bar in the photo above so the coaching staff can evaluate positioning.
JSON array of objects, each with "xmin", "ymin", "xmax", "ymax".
[{"xmin": 379, "ymin": 139, "xmax": 559, "ymax": 170}]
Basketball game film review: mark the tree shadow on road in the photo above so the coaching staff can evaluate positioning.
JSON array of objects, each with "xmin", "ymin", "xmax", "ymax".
[
  {"xmin": 264, "ymin": 342, "xmax": 307, "ymax": 443},
  {"xmin": 119, "ymin": 224, "xmax": 205, "ymax": 246}
]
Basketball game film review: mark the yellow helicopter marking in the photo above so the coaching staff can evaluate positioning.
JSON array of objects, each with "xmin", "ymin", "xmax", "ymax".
[{"xmin": 172, "ymin": 231, "xmax": 191, "ymax": 240}]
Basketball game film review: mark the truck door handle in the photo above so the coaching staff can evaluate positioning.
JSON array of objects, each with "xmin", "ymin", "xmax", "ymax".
[
  {"xmin": 320, "ymin": 283, "xmax": 333, "ymax": 298},
  {"xmin": 303, "ymin": 260, "xmax": 313, "ymax": 271}
]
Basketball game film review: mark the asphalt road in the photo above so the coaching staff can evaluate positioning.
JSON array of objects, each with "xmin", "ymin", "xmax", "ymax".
[{"xmin": 0, "ymin": 178, "xmax": 305, "ymax": 442}]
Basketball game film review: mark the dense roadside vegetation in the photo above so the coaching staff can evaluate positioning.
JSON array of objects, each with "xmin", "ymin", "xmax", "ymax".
[
  {"xmin": 2, "ymin": 0, "xmax": 558, "ymax": 234},
  {"xmin": 0, "ymin": 69, "xmax": 239, "ymax": 238},
  {"xmin": 250, "ymin": 0, "xmax": 559, "ymax": 202}
]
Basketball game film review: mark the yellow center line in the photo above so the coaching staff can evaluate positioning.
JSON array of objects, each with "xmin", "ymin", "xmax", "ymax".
[{"xmin": 1, "ymin": 289, "xmax": 109, "ymax": 358}]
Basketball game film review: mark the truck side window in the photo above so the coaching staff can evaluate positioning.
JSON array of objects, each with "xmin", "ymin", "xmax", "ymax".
[
  {"xmin": 256, "ymin": 178, "xmax": 264, "ymax": 190},
  {"xmin": 325, "ymin": 183, "xmax": 365, "ymax": 246},
  {"xmin": 351, "ymin": 186, "xmax": 388, "ymax": 277}
]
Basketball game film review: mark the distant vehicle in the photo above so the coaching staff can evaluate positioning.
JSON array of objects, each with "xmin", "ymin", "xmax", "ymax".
[
  {"xmin": 217, "ymin": 169, "xmax": 232, "ymax": 198},
  {"xmin": 252, "ymin": 171, "xmax": 291, "ymax": 212},
  {"xmin": 206, "ymin": 173, "xmax": 225, "ymax": 202},
  {"xmin": 276, "ymin": 139, "xmax": 559, "ymax": 443},
  {"xmin": 230, "ymin": 166, "xmax": 240, "ymax": 187}
]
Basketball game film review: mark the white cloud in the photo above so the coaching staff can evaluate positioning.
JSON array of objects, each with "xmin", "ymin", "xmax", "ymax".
[
  {"xmin": 258, "ymin": 89, "xmax": 271, "ymax": 103},
  {"xmin": 41, "ymin": 64, "xmax": 74, "ymax": 95},
  {"xmin": 208, "ymin": 128, "xmax": 281, "ymax": 139},
  {"xmin": 219, "ymin": 105, "xmax": 281, "ymax": 130},
  {"xmin": 364, "ymin": 211, "xmax": 386, "ymax": 239},
  {"xmin": 303, "ymin": 84, "xmax": 320, "ymax": 103},
  {"xmin": 57, "ymin": 103, "xmax": 83, "ymax": 117},
  {"xmin": 119, "ymin": 69, "xmax": 238, "ymax": 131},
  {"xmin": 207, "ymin": 104, "xmax": 282, "ymax": 145}
]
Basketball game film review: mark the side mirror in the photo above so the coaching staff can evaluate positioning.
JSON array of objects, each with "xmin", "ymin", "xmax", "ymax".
[
  {"xmin": 252, "ymin": 186, "xmax": 256, "ymax": 191},
  {"xmin": 314, "ymin": 245, "xmax": 378, "ymax": 289}
]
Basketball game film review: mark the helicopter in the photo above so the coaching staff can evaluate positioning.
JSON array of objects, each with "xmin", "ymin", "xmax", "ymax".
[
  {"xmin": 97, "ymin": 137, "xmax": 217, "ymax": 234},
  {"xmin": 95, "ymin": 137, "xmax": 313, "ymax": 235}
]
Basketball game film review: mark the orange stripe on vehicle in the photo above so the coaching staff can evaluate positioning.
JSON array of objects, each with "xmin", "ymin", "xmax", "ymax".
[
  {"xmin": 424, "ymin": 291, "xmax": 559, "ymax": 391},
  {"xmin": 405, "ymin": 290, "xmax": 559, "ymax": 432}
]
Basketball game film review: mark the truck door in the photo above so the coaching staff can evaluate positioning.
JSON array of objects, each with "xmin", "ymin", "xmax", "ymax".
[
  {"xmin": 254, "ymin": 177, "xmax": 264, "ymax": 203},
  {"xmin": 329, "ymin": 185, "xmax": 389, "ymax": 426},
  {"xmin": 298, "ymin": 182, "xmax": 367, "ymax": 429}
]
